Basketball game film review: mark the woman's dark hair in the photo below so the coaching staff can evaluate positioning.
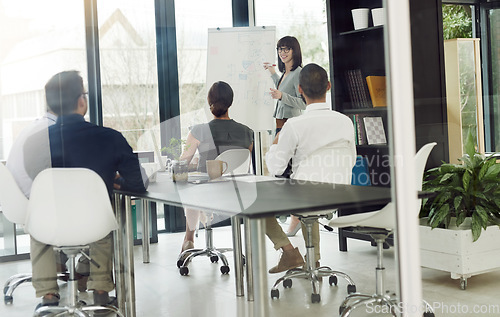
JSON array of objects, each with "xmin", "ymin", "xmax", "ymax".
[
  {"xmin": 276, "ymin": 36, "xmax": 302, "ymax": 73},
  {"xmin": 207, "ymin": 81, "xmax": 234, "ymax": 117},
  {"xmin": 45, "ymin": 70, "xmax": 83, "ymax": 116}
]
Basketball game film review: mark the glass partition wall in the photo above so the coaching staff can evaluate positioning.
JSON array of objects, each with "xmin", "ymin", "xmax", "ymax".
[
  {"xmin": 0, "ymin": 2, "xmax": 498, "ymax": 317},
  {"xmin": 0, "ymin": 0, "xmax": 88, "ymax": 259}
]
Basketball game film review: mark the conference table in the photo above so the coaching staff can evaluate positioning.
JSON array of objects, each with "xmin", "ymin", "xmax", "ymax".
[{"xmin": 113, "ymin": 172, "xmax": 393, "ymax": 317}]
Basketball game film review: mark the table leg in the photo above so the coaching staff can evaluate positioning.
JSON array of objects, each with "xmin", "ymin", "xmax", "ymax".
[
  {"xmin": 141, "ymin": 199, "xmax": 150, "ymax": 264},
  {"xmin": 113, "ymin": 193, "xmax": 126, "ymax": 315},
  {"xmin": 231, "ymin": 216, "xmax": 244, "ymax": 297},
  {"xmin": 244, "ymin": 218, "xmax": 253, "ymax": 301},
  {"xmin": 249, "ymin": 218, "xmax": 269, "ymax": 317},
  {"xmin": 124, "ymin": 195, "xmax": 136, "ymax": 317}
]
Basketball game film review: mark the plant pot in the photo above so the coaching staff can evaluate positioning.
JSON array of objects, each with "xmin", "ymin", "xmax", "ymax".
[
  {"xmin": 446, "ymin": 216, "xmax": 472, "ymax": 230},
  {"xmin": 419, "ymin": 222, "xmax": 500, "ymax": 290},
  {"xmin": 172, "ymin": 160, "xmax": 188, "ymax": 183}
]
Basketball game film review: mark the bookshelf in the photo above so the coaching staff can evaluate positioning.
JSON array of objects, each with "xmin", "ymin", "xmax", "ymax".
[{"xmin": 326, "ymin": 0, "xmax": 449, "ymax": 251}]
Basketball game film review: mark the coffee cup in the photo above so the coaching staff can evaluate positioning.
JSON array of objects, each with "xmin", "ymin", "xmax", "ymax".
[{"xmin": 206, "ymin": 160, "xmax": 228, "ymax": 180}]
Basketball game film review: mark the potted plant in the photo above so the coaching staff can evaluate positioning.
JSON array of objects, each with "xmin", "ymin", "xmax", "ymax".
[
  {"xmin": 418, "ymin": 129, "xmax": 500, "ymax": 289},
  {"xmin": 420, "ymin": 130, "xmax": 500, "ymax": 241},
  {"xmin": 162, "ymin": 137, "xmax": 189, "ymax": 183}
]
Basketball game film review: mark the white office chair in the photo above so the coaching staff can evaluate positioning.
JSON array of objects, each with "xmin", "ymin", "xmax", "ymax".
[
  {"xmin": 328, "ymin": 143, "xmax": 437, "ymax": 317},
  {"xmin": 24, "ymin": 168, "xmax": 123, "ymax": 317},
  {"xmin": 270, "ymin": 142, "xmax": 357, "ymax": 303},
  {"xmin": 177, "ymin": 149, "xmax": 252, "ymax": 276},
  {"xmin": 0, "ymin": 163, "xmax": 31, "ymax": 305},
  {"xmin": 0, "ymin": 164, "xmax": 75, "ymax": 305}
]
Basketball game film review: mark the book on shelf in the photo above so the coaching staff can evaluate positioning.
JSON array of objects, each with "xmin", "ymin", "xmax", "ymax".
[
  {"xmin": 366, "ymin": 76, "xmax": 387, "ymax": 107},
  {"xmin": 349, "ymin": 114, "xmax": 368, "ymax": 145},
  {"xmin": 363, "ymin": 116, "xmax": 387, "ymax": 145},
  {"xmin": 345, "ymin": 69, "xmax": 372, "ymax": 109}
]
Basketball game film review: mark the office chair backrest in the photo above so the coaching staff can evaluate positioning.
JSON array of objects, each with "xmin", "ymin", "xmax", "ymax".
[
  {"xmin": 25, "ymin": 168, "xmax": 118, "ymax": 246},
  {"xmin": 293, "ymin": 142, "xmax": 356, "ymax": 185},
  {"xmin": 216, "ymin": 149, "xmax": 252, "ymax": 175},
  {"xmin": 0, "ymin": 163, "xmax": 28, "ymax": 225},
  {"xmin": 414, "ymin": 142, "xmax": 437, "ymax": 192}
]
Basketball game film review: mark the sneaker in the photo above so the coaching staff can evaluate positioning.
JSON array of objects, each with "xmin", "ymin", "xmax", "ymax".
[
  {"xmin": 34, "ymin": 293, "xmax": 60, "ymax": 316},
  {"xmin": 268, "ymin": 247, "xmax": 305, "ymax": 274}
]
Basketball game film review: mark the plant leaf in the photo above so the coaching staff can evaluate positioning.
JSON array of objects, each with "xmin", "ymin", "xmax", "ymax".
[
  {"xmin": 471, "ymin": 212, "xmax": 484, "ymax": 242},
  {"xmin": 429, "ymin": 205, "xmax": 449, "ymax": 228},
  {"xmin": 453, "ymin": 196, "xmax": 463, "ymax": 212},
  {"xmin": 464, "ymin": 129, "xmax": 476, "ymax": 159},
  {"xmin": 484, "ymin": 163, "xmax": 500, "ymax": 179},
  {"xmin": 462, "ymin": 171, "xmax": 471, "ymax": 192},
  {"xmin": 475, "ymin": 205, "xmax": 490, "ymax": 229}
]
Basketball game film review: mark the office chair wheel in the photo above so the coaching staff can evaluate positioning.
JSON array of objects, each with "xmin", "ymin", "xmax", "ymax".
[
  {"xmin": 347, "ymin": 284, "xmax": 356, "ymax": 293},
  {"xmin": 460, "ymin": 277, "xmax": 467, "ymax": 290},
  {"xmin": 4, "ymin": 295, "xmax": 13, "ymax": 305},
  {"xmin": 179, "ymin": 266, "xmax": 189, "ymax": 276},
  {"xmin": 270, "ymin": 289, "xmax": 279, "ymax": 299},
  {"xmin": 339, "ymin": 304, "xmax": 346, "ymax": 315},
  {"xmin": 423, "ymin": 312, "xmax": 435, "ymax": 317},
  {"xmin": 220, "ymin": 265, "xmax": 230, "ymax": 274},
  {"xmin": 176, "ymin": 259, "xmax": 184, "ymax": 268},
  {"xmin": 283, "ymin": 279, "xmax": 292, "ymax": 289},
  {"xmin": 311, "ymin": 293, "xmax": 321, "ymax": 303},
  {"xmin": 210, "ymin": 255, "xmax": 219, "ymax": 263},
  {"xmin": 329, "ymin": 275, "xmax": 338, "ymax": 286}
]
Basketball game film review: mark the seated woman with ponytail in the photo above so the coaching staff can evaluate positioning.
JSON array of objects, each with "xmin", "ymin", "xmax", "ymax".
[{"xmin": 178, "ymin": 81, "xmax": 254, "ymax": 254}]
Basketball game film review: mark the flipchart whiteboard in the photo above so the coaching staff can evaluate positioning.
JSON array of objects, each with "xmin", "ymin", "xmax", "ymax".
[{"xmin": 206, "ymin": 27, "xmax": 276, "ymax": 131}]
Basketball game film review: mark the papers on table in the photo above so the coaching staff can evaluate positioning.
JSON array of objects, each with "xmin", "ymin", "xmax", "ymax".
[
  {"xmin": 187, "ymin": 172, "xmax": 277, "ymax": 184},
  {"xmin": 230, "ymin": 175, "xmax": 277, "ymax": 183}
]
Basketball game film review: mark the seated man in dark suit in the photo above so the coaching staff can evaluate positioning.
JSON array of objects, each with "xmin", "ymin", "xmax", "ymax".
[{"xmin": 25, "ymin": 70, "xmax": 148, "ymax": 313}]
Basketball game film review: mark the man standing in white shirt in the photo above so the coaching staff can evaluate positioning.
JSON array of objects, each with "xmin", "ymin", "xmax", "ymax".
[{"xmin": 265, "ymin": 63, "xmax": 356, "ymax": 271}]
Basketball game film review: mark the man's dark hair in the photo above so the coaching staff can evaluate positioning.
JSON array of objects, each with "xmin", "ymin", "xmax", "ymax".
[
  {"xmin": 207, "ymin": 81, "xmax": 234, "ymax": 117},
  {"xmin": 45, "ymin": 71, "xmax": 84, "ymax": 116},
  {"xmin": 276, "ymin": 36, "xmax": 302, "ymax": 73},
  {"xmin": 299, "ymin": 63, "xmax": 329, "ymax": 99}
]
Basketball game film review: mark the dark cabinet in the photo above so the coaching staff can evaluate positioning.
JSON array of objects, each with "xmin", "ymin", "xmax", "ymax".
[{"xmin": 326, "ymin": 0, "xmax": 448, "ymax": 250}]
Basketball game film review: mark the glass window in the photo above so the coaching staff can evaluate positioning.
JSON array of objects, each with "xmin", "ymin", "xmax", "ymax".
[
  {"xmin": 0, "ymin": 0, "xmax": 87, "ymax": 160},
  {"xmin": 175, "ymin": 0, "xmax": 232, "ymax": 136},
  {"xmin": 0, "ymin": 0, "xmax": 87, "ymax": 257},
  {"xmin": 488, "ymin": 8, "xmax": 500, "ymax": 151},
  {"xmin": 97, "ymin": 0, "xmax": 159, "ymax": 151}
]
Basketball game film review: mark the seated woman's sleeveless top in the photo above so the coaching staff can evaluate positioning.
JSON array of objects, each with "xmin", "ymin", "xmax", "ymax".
[{"xmin": 190, "ymin": 119, "xmax": 254, "ymax": 172}]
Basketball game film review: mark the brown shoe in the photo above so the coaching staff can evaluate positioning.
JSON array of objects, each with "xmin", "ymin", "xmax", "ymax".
[
  {"xmin": 77, "ymin": 274, "xmax": 89, "ymax": 292},
  {"xmin": 268, "ymin": 247, "xmax": 305, "ymax": 274}
]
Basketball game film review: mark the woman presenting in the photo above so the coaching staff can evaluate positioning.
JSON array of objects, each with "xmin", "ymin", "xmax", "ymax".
[
  {"xmin": 264, "ymin": 36, "xmax": 306, "ymax": 236},
  {"xmin": 264, "ymin": 36, "xmax": 306, "ymax": 134}
]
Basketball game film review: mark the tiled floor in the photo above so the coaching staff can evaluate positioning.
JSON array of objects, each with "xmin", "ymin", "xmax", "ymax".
[{"xmin": 1, "ymin": 222, "xmax": 500, "ymax": 316}]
